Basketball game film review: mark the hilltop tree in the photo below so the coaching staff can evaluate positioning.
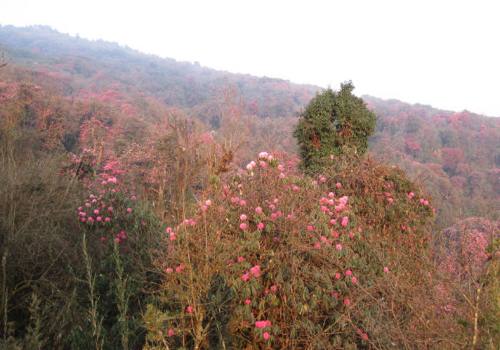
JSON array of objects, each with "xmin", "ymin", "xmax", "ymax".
[{"xmin": 294, "ymin": 82, "xmax": 376, "ymax": 172}]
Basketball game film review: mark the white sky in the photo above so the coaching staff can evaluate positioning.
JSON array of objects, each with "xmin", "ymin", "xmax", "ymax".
[{"xmin": 1, "ymin": 0, "xmax": 499, "ymax": 116}]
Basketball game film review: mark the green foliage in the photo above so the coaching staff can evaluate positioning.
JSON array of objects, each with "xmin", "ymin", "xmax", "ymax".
[{"xmin": 294, "ymin": 82, "xmax": 376, "ymax": 173}]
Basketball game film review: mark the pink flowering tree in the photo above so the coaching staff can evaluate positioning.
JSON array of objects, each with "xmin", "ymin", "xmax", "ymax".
[
  {"xmin": 435, "ymin": 217, "xmax": 500, "ymax": 348},
  {"xmin": 74, "ymin": 158, "xmax": 165, "ymax": 348},
  {"xmin": 144, "ymin": 152, "xmax": 439, "ymax": 349}
]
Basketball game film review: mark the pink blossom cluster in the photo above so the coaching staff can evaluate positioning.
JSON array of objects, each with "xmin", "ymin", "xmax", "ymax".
[{"xmin": 241, "ymin": 265, "xmax": 262, "ymax": 281}]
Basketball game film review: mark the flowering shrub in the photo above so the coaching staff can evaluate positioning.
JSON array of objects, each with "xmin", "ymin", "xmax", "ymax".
[
  {"xmin": 74, "ymin": 166, "xmax": 164, "ymax": 349},
  {"xmin": 434, "ymin": 218, "xmax": 500, "ymax": 348},
  {"xmin": 144, "ymin": 152, "xmax": 445, "ymax": 349}
]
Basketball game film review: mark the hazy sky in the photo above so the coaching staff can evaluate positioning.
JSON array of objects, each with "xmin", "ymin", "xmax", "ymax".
[{"xmin": 1, "ymin": 0, "xmax": 499, "ymax": 116}]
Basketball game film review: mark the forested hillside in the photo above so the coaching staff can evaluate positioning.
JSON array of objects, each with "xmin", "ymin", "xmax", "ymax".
[
  {"xmin": 365, "ymin": 96, "xmax": 499, "ymax": 228},
  {"xmin": 1, "ymin": 25, "xmax": 498, "ymax": 231},
  {"xmin": 0, "ymin": 25, "xmax": 498, "ymax": 349}
]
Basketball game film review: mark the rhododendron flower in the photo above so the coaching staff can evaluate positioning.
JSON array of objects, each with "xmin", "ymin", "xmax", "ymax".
[
  {"xmin": 335, "ymin": 243, "xmax": 343, "ymax": 251},
  {"xmin": 335, "ymin": 272, "xmax": 341, "ymax": 280},
  {"xmin": 307, "ymin": 225, "xmax": 315, "ymax": 232},
  {"xmin": 237, "ymin": 256, "xmax": 245, "ymax": 263},
  {"xmin": 345, "ymin": 269, "xmax": 353, "ymax": 276},
  {"xmin": 292, "ymin": 185, "xmax": 300, "ymax": 192},
  {"xmin": 351, "ymin": 276, "xmax": 358, "ymax": 284},
  {"xmin": 175, "ymin": 264, "xmax": 185, "ymax": 273},
  {"xmin": 244, "ymin": 298, "xmax": 251, "ymax": 305},
  {"xmin": 383, "ymin": 266, "xmax": 389, "ymax": 273},
  {"xmin": 239, "ymin": 199, "xmax": 247, "ymax": 207},
  {"xmin": 263, "ymin": 332, "xmax": 270, "ymax": 340},
  {"xmin": 201, "ymin": 205, "xmax": 208, "ymax": 212},
  {"xmin": 186, "ymin": 306, "xmax": 193, "ymax": 314},
  {"xmin": 255, "ymin": 320, "xmax": 272, "ymax": 328},
  {"xmin": 114, "ymin": 237, "xmax": 121, "ymax": 244},
  {"xmin": 126, "ymin": 207, "xmax": 132, "ymax": 213},
  {"xmin": 258, "ymin": 151, "xmax": 269, "ymax": 159},
  {"xmin": 257, "ymin": 222, "xmax": 265, "ymax": 230},
  {"xmin": 165, "ymin": 267, "xmax": 174, "ymax": 273},
  {"xmin": 104, "ymin": 217, "xmax": 111, "ymax": 223},
  {"xmin": 343, "ymin": 298, "xmax": 351, "ymax": 306},
  {"xmin": 187, "ymin": 219, "xmax": 196, "ymax": 226},
  {"xmin": 278, "ymin": 164, "xmax": 284, "ymax": 171},
  {"xmin": 330, "ymin": 219, "xmax": 337, "ymax": 226},
  {"xmin": 167, "ymin": 328, "xmax": 175, "ymax": 337},
  {"xmin": 169, "ymin": 233, "xmax": 176, "ymax": 241},
  {"xmin": 407, "ymin": 192, "xmax": 415, "ymax": 199},
  {"xmin": 336, "ymin": 182, "xmax": 342, "ymax": 189},
  {"xmin": 246, "ymin": 161, "xmax": 256, "ymax": 171},
  {"xmin": 255, "ymin": 206, "xmax": 263, "ymax": 214},
  {"xmin": 259, "ymin": 160, "xmax": 267, "ymax": 168},
  {"xmin": 241, "ymin": 272, "xmax": 250, "ymax": 282},
  {"xmin": 93, "ymin": 209, "xmax": 99, "ymax": 215},
  {"xmin": 205, "ymin": 199, "xmax": 212, "ymax": 206},
  {"xmin": 107, "ymin": 206, "xmax": 113, "ymax": 212},
  {"xmin": 270, "ymin": 285, "xmax": 278, "ymax": 293},
  {"xmin": 239, "ymin": 223, "xmax": 248, "ymax": 230},
  {"xmin": 341, "ymin": 216, "xmax": 349, "ymax": 227},
  {"xmin": 314, "ymin": 242, "xmax": 321, "ymax": 249},
  {"xmin": 85, "ymin": 203, "xmax": 91, "ymax": 208},
  {"xmin": 96, "ymin": 216, "xmax": 102, "ymax": 222},
  {"xmin": 250, "ymin": 265, "xmax": 261, "ymax": 277},
  {"xmin": 319, "ymin": 175, "xmax": 326, "ymax": 183},
  {"xmin": 240, "ymin": 214, "xmax": 248, "ymax": 221}
]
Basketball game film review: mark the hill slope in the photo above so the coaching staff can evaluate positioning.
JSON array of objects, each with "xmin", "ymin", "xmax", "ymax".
[{"xmin": 1, "ymin": 25, "xmax": 498, "ymax": 229}]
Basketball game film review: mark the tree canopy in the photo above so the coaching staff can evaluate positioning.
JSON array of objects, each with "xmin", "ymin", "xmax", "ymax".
[{"xmin": 294, "ymin": 82, "xmax": 376, "ymax": 172}]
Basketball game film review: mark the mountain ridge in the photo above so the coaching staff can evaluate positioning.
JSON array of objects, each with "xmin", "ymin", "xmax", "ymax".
[{"xmin": 2, "ymin": 24, "xmax": 500, "ymax": 119}]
